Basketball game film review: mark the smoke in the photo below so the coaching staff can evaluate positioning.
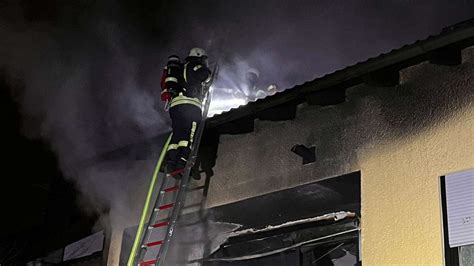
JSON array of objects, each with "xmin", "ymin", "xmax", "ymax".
[
  {"xmin": 165, "ymin": 217, "xmax": 241, "ymax": 265},
  {"xmin": 0, "ymin": 1, "xmax": 171, "ymax": 264},
  {"xmin": 1, "ymin": 0, "xmax": 474, "ymax": 264}
]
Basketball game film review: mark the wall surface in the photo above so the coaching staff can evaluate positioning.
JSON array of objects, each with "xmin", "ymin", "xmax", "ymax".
[{"xmin": 207, "ymin": 47, "xmax": 474, "ymax": 264}]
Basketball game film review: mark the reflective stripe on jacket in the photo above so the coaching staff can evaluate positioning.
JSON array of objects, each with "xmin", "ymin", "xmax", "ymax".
[{"xmin": 170, "ymin": 94, "xmax": 202, "ymax": 109}]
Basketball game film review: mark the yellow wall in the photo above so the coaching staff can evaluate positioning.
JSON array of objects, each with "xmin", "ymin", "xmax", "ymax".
[{"xmin": 360, "ymin": 107, "xmax": 474, "ymax": 265}]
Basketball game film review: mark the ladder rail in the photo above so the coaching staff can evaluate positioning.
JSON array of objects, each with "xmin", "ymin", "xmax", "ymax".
[
  {"xmin": 129, "ymin": 63, "xmax": 219, "ymax": 266},
  {"xmin": 127, "ymin": 134, "xmax": 172, "ymax": 266},
  {"xmin": 156, "ymin": 74, "xmax": 216, "ymax": 265},
  {"xmin": 136, "ymin": 168, "xmax": 178, "ymax": 263}
]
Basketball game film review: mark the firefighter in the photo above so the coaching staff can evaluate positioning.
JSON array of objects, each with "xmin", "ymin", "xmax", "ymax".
[
  {"xmin": 246, "ymin": 67, "xmax": 277, "ymax": 101},
  {"xmin": 161, "ymin": 48, "xmax": 211, "ymax": 178},
  {"xmin": 245, "ymin": 67, "xmax": 261, "ymax": 101}
]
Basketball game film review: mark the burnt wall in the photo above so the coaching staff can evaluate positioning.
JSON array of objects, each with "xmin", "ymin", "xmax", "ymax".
[{"xmin": 207, "ymin": 47, "xmax": 474, "ymax": 208}]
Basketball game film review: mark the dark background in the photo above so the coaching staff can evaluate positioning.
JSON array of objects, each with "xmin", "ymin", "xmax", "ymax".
[
  {"xmin": 1, "ymin": 0, "xmax": 474, "ymax": 264},
  {"xmin": 0, "ymin": 71, "xmax": 98, "ymax": 263}
]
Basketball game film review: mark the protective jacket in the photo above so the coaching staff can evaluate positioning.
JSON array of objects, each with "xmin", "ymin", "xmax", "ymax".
[
  {"xmin": 167, "ymin": 56, "xmax": 210, "ymax": 109},
  {"xmin": 182, "ymin": 56, "xmax": 211, "ymax": 99}
]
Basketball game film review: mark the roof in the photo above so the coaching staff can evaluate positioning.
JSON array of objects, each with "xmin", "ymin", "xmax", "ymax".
[{"xmin": 207, "ymin": 18, "xmax": 474, "ymax": 132}]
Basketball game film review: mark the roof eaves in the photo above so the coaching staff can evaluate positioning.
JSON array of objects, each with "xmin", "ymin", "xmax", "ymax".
[{"xmin": 207, "ymin": 19, "xmax": 474, "ymax": 129}]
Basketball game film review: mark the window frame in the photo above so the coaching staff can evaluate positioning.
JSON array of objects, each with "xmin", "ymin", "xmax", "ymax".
[{"xmin": 440, "ymin": 175, "xmax": 460, "ymax": 265}]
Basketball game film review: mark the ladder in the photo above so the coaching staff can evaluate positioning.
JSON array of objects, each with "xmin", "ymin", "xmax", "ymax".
[{"xmin": 128, "ymin": 65, "xmax": 218, "ymax": 266}]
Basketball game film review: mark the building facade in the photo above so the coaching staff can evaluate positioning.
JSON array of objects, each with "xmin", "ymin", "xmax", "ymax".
[{"xmin": 200, "ymin": 22, "xmax": 474, "ymax": 264}]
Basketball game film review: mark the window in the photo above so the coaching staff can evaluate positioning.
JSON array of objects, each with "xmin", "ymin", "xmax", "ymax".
[{"xmin": 440, "ymin": 169, "xmax": 474, "ymax": 266}]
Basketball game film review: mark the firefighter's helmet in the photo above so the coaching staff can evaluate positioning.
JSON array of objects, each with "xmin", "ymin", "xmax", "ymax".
[
  {"xmin": 189, "ymin": 47, "xmax": 207, "ymax": 58},
  {"xmin": 247, "ymin": 68, "xmax": 260, "ymax": 78}
]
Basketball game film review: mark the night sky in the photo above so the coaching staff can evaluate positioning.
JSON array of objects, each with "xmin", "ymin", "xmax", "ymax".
[{"xmin": 1, "ymin": 0, "xmax": 474, "ymax": 264}]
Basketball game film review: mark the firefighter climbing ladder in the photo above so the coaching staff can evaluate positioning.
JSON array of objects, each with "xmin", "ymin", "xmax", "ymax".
[{"xmin": 128, "ymin": 65, "xmax": 218, "ymax": 266}]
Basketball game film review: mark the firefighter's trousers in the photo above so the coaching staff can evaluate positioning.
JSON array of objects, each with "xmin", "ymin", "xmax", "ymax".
[{"xmin": 166, "ymin": 95, "xmax": 202, "ymax": 171}]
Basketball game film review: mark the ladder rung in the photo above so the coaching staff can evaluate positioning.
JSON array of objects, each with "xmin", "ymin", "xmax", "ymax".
[
  {"xmin": 144, "ymin": 240, "xmax": 164, "ymax": 247},
  {"xmin": 169, "ymin": 168, "xmax": 184, "ymax": 177},
  {"xmin": 163, "ymin": 185, "xmax": 179, "ymax": 193},
  {"xmin": 150, "ymin": 221, "xmax": 169, "ymax": 228},
  {"xmin": 157, "ymin": 203, "xmax": 174, "ymax": 210},
  {"xmin": 139, "ymin": 259, "xmax": 157, "ymax": 266}
]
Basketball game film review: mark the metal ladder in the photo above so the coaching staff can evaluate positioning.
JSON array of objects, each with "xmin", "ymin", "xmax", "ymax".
[{"xmin": 128, "ymin": 65, "xmax": 217, "ymax": 266}]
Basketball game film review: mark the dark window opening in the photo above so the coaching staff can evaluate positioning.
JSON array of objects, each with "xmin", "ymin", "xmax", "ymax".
[{"xmin": 205, "ymin": 172, "xmax": 361, "ymax": 266}]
